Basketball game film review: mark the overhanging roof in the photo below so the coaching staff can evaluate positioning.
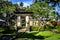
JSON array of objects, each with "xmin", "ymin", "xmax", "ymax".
[{"xmin": 14, "ymin": 11, "xmax": 33, "ymax": 14}]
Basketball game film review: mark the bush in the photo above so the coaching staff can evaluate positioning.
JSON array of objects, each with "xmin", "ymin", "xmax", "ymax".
[
  {"xmin": 30, "ymin": 26, "xmax": 39, "ymax": 31},
  {"xmin": 55, "ymin": 26, "xmax": 60, "ymax": 33},
  {"xmin": 0, "ymin": 33, "xmax": 4, "ymax": 37},
  {"xmin": 30, "ymin": 26, "xmax": 45, "ymax": 31},
  {"xmin": 0, "ymin": 28, "xmax": 5, "ymax": 32},
  {"xmin": 9, "ymin": 25, "xmax": 15, "ymax": 30},
  {"xmin": 30, "ymin": 25, "xmax": 55, "ymax": 31},
  {"xmin": 17, "ymin": 26, "xmax": 25, "ymax": 29}
]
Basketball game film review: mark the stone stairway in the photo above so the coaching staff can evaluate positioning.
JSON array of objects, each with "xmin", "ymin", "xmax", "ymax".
[{"xmin": 18, "ymin": 28, "xmax": 27, "ymax": 32}]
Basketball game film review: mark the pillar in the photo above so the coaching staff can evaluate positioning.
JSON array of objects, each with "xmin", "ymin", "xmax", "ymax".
[
  {"xmin": 14, "ymin": 24, "xmax": 17, "ymax": 31},
  {"xmin": 26, "ymin": 16, "xmax": 29, "ymax": 31},
  {"xmin": 17, "ymin": 16, "xmax": 21, "ymax": 27},
  {"xmin": 33, "ymin": 19, "xmax": 36, "ymax": 26}
]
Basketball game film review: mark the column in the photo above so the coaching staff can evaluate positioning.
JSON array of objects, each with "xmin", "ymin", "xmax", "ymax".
[
  {"xmin": 14, "ymin": 24, "xmax": 17, "ymax": 31},
  {"xmin": 33, "ymin": 19, "xmax": 36, "ymax": 26},
  {"xmin": 17, "ymin": 16, "xmax": 21, "ymax": 27},
  {"xmin": 26, "ymin": 16, "xmax": 29, "ymax": 31}
]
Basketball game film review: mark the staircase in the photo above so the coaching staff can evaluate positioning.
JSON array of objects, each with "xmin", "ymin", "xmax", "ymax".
[{"xmin": 18, "ymin": 28, "xmax": 27, "ymax": 32}]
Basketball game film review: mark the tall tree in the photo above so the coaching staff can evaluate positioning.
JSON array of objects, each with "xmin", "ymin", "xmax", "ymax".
[
  {"xmin": 33, "ymin": 0, "xmax": 60, "ymax": 7},
  {"xmin": 26, "ymin": 2, "xmax": 53, "ymax": 19},
  {"xmin": 0, "ymin": 1, "xmax": 17, "ymax": 13},
  {"xmin": 0, "ymin": 0, "xmax": 18, "ymax": 26}
]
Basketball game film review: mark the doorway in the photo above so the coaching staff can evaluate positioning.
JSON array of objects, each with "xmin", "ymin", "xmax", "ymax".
[{"xmin": 21, "ymin": 16, "xmax": 26, "ymax": 27}]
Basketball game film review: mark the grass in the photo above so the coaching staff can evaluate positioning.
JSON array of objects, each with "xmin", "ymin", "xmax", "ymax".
[
  {"xmin": 16, "ymin": 32, "xmax": 44, "ymax": 39},
  {"xmin": 0, "ymin": 27, "xmax": 60, "ymax": 40},
  {"xmin": 52, "ymin": 34, "xmax": 60, "ymax": 39},
  {"xmin": 15, "ymin": 32, "xmax": 43, "ymax": 40},
  {"xmin": 44, "ymin": 37, "xmax": 59, "ymax": 40},
  {"xmin": 15, "ymin": 38, "xmax": 41, "ymax": 40},
  {"xmin": 44, "ymin": 33, "xmax": 60, "ymax": 40},
  {"xmin": 15, "ymin": 31, "xmax": 52, "ymax": 40},
  {"xmin": 35, "ymin": 31, "xmax": 54, "ymax": 37},
  {"xmin": 15, "ymin": 31, "xmax": 60, "ymax": 40}
]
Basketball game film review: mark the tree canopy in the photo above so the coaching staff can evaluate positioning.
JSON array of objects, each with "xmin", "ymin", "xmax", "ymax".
[
  {"xmin": 0, "ymin": 0, "xmax": 17, "ymax": 13},
  {"xmin": 26, "ymin": 1, "xmax": 53, "ymax": 18},
  {"xmin": 34, "ymin": 0, "xmax": 60, "ymax": 7}
]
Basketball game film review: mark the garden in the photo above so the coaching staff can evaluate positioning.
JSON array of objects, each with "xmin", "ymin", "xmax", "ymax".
[
  {"xmin": 0, "ymin": 0, "xmax": 60, "ymax": 40},
  {"xmin": 0, "ymin": 25, "xmax": 60, "ymax": 40}
]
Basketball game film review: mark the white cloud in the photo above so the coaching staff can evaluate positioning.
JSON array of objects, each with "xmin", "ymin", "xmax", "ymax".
[
  {"xmin": 16, "ymin": 2, "xmax": 32, "ymax": 7},
  {"xmin": 23, "ymin": 2, "xmax": 30, "ymax": 7},
  {"xmin": 16, "ymin": 2, "xmax": 20, "ymax": 6}
]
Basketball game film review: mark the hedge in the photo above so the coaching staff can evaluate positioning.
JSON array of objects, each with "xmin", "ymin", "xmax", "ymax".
[{"xmin": 30, "ymin": 26, "xmax": 45, "ymax": 31}]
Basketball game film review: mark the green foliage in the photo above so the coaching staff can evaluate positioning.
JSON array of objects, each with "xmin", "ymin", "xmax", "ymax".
[
  {"xmin": 35, "ymin": 31, "xmax": 53, "ymax": 37},
  {"xmin": 49, "ymin": 12, "xmax": 55, "ymax": 16},
  {"xmin": 0, "ymin": 1, "xmax": 17, "ymax": 13},
  {"xmin": 26, "ymin": 31, "xmax": 38, "ymax": 34},
  {"xmin": 44, "ymin": 37, "xmax": 59, "ymax": 40},
  {"xmin": 0, "ymin": 33, "xmax": 4, "ymax": 37},
  {"xmin": 9, "ymin": 25, "xmax": 15, "ymax": 30},
  {"xmin": 53, "ymin": 34, "xmax": 60, "ymax": 38},
  {"xmin": 44, "ymin": 34, "xmax": 60, "ymax": 40},
  {"xmin": 30, "ymin": 26, "xmax": 46, "ymax": 31},
  {"xmin": 0, "ymin": 27, "xmax": 5, "ymax": 32},
  {"xmin": 30, "ymin": 25, "xmax": 53, "ymax": 31},
  {"xmin": 26, "ymin": 2, "xmax": 53, "ymax": 18},
  {"xmin": 54, "ymin": 26, "xmax": 60, "ymax": 33},
  {"xmin": 16, "ymin": 31, "xmax": 60, "ymax": 40},
  {"xmin": 30, "ymin": 26, "xmax": 40, "ymax": 31},
  {"xmin": 30, "ymin": 24, "xmax": 60, "ymax": 32}
]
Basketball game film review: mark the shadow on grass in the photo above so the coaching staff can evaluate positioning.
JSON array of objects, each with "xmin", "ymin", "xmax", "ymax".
[
  {"xmin": 16, "ymin": 32, "xmax": 44, "ymax": 39},
  {"xmin": 0, "ymin": 32, "xmax": 44, "ymax": 40}
]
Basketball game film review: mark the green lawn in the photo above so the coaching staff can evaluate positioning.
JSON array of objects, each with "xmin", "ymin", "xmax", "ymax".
[
  {"xmin": 15, "ymin": 31, "xmax": 60, "ymax": 40},
  {"xmin": 0, "ymin": 28, "xmax": 60, "ymax": 40}
]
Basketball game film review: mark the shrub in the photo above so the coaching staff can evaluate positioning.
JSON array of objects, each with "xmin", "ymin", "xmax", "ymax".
[
  {"xmin": 0, "ymin": 28, "xmax": 5, "ymax": 32},
  {"xmin": 54, "ymin": 26, "xmax": 60, "ymax": 33},
  {"xmin": 17, "ymin": 26, "xmax": 25, "ymax": 29},
  {"xmin": 30, "ymin": 26, "xmax": 39, "ymax": 31},
  {"xmin": 30, "ymin": 24, "xmax": 55, "ymax": 31},
  {"xmin": 9, "ymin": 25, "xmax": 15, "ymax": 30},
  {"xmin": 30, "ymin": 26, "xmax": 45, "ymax": 31},
  {"xmin": 44, "ymin": 23, "xmax": 54, "ymax": 31},
  {"xmin": 0, "ymin": 33, "xmax": 4, "ymax": 37},
  {"xmin": 39, "ymin": 26, "xmax": 45, "ymax": 31}
]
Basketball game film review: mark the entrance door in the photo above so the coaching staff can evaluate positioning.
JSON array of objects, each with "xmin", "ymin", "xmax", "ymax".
[{"xmin": 21, "ymin": 16, "xmax": 26, "ymax": 27}]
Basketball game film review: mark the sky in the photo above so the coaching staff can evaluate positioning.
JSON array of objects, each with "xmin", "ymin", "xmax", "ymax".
[{"xmin": 9, "ymin": 0, "xmax": 33, "ymax": 7}]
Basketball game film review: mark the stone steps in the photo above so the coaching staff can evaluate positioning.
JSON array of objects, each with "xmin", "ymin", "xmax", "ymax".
[{"xmin": 18, "ymin": 28, "xmax": 27, "ymax": 32}]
